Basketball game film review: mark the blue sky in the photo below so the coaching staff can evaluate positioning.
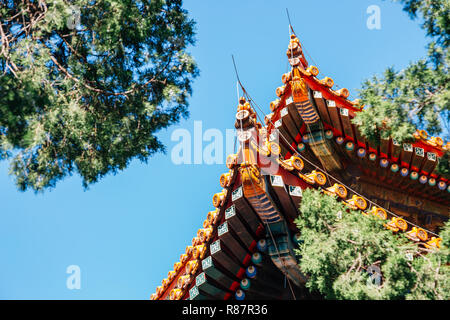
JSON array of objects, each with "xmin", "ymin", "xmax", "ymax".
[{"xmin": 0, "ymin": 0, "xmax": 429, "ymax": 299}]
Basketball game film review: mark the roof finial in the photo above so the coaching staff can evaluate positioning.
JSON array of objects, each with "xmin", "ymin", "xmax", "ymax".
[{"xmin": 287, "ymin": 33, "xmax": 307, "ymax": 68}]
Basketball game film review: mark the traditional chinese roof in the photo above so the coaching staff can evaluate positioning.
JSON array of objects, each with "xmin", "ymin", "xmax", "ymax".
[{"xmin": 151, "ymin": 32, "xmax": 448, "ymax": 301}]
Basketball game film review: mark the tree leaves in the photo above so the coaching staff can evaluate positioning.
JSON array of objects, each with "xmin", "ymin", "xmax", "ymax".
[
  {"xmin": 0, "ymin": 0, "xmax": 198, "ymax": 191},
  {"xmin": 294, "ymin": 189, "xmax": 449, "ymax": 300},
  {"xmin": 353, "ymin": 0, "xmax": 449, "ymax": 176}
]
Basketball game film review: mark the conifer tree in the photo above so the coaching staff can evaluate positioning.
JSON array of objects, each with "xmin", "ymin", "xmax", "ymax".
[
  {"xmin": 295, "ymin": 189, "xmax": 449, "ymax": 300},
  {"xmin": 352, "ymin": 0, "xmax": 449, "ymax": 176},
  {"xmin": 0, "ymin": 0, "xmax": 198, "ymax": 191}
]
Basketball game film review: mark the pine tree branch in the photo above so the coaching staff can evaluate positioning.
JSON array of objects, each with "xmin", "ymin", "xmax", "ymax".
[{"xmin": 44, "ymin": 44, "xmax": 168, "ymax": 98}]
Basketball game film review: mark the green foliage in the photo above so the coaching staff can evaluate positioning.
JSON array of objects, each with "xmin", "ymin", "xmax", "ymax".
[
  {"xmin": 353, "ymin": 0, "xmax": 449, "ymax": 176},
  {"xmin": 0, "ymin": 0, "xmax": 198, "ymax": 191},
  {"xmin": 436, "ymin": 150, "xmax": 450, "ymax": 176},
  {"xmin": 295, "ymin": 189, "xmax": 450, "ymax": 300},
  {"xmin": 352, "ymin": 49, "xmax": 449, "ymax": 142},
  {"xmin": 396, "ymin": 0, "xmax": 450, "ymax": 47}
]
